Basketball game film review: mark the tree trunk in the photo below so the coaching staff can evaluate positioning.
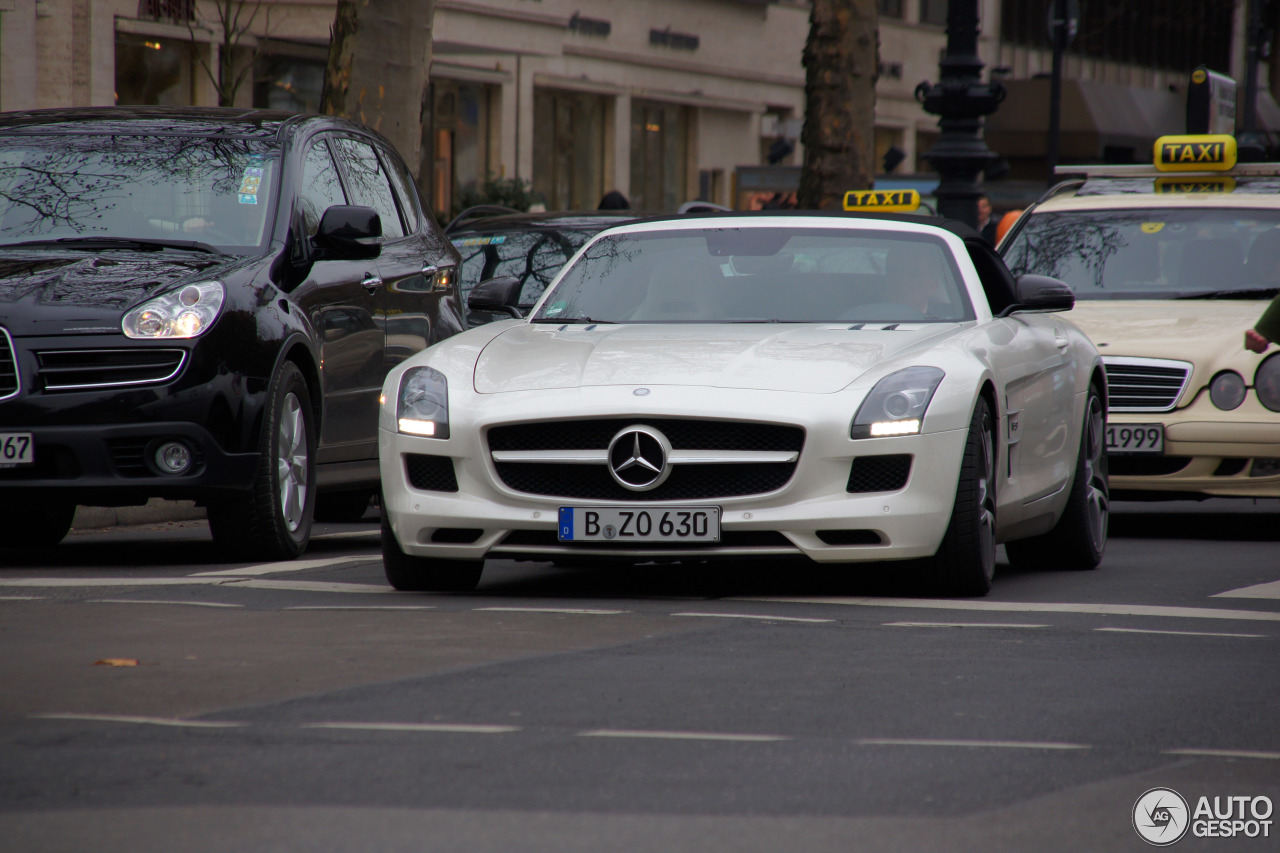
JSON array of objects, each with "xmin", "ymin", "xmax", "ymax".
[
  {"xmin": 320, "ymin": 0, "xmax": 436, "ymax": 193},
  {"xmin": 797, "ymin": 0, "xmax": 878, "ymax": 210}
]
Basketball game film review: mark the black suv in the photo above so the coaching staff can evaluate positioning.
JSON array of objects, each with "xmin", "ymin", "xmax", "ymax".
[{"xmin": 0, "ymin": 107, "xmax": 465, "ymax": 559}]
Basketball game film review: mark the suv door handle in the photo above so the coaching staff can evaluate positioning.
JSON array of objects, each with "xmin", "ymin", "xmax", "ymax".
[{"xmin": 361, "ymin": 274, "xmax": 383, "ymax": 292}]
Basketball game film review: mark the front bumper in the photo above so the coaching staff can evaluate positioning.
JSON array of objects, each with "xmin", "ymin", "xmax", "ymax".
[
  {"xmin": 1108, "ymin": 394, "xmax": 1280, "ymax": 498},
  {"xmin": 379, "ymin": 386, "xmax": 969, "ymax": 566}
]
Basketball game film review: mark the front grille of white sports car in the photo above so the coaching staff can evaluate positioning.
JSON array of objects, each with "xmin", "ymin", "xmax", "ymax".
[
  {"xmin": 487, "ymin": 418, "xmax": 804, "ymax": 501},
  {"xmin": 1102, "ymin": 357, "xmax": 1192, "ymax": 412}
]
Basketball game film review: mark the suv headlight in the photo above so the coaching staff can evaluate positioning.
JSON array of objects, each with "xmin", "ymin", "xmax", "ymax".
[
  {"xmin": 852, "ymin": 367, "xmax": 945, "ymax": 438},
  {"xmin": 122, "ymin": 281, "xmax": 225, "ymax": 339},
  {"xmin": 1256, "ymin": 354, "xmax": 1280, "ymax": 413},
  {"xmin": 398, "ymin": 366, "xmax": 449, "ymax": 438}
]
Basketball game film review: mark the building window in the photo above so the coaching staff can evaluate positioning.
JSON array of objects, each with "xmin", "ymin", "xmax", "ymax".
[
  {"xmin": 532, "ymin": 88, "xmax": 605, "ymax": 211},
  {"xmin": 115, "ymin": 32, "xmax": 195, "ymax": 105},
  {"xmin": 255, "ymin": 51, "xmax": 326, "ymax": 114},
  {"xmin": 630, "ymin": 100, "xmax": 690, "ymax": 212},
  {"xmin": 920, "ymin": 0, "xmax": 948, "ymax": 26},
  {"xmin": 878, "ymin": 0, "xmax": 903, "ymax": 19}
]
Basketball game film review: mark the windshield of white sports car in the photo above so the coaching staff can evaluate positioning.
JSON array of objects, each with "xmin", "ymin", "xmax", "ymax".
[
  {"xmin": 1003, "ymin": 208, "xmax": 1280, "ymax": 300},
  {"xmin": 0, "ymin": 134, "xmax": 279, "ymax": 252},
  {"xmin": 529, "ymin": 228, "xmax": 974, "ymax": 324}
]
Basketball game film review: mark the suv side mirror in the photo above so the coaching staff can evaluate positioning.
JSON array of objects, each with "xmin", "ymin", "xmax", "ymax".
[
  {"xmin": 467, "ymin": 276, "xmax": 525, "ymax": 318},
  {"xmin": 313, "ymin": 205, "xmax": 382, "ymax": 260},
  {"xmin": 998, "ymin": 274, "xmax": 1075, "ymax": 316}
]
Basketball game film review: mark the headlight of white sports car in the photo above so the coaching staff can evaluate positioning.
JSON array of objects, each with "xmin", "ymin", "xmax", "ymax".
[
  {"xmin": 398, "ymin": 366, "xmax": 450, "ymax": 437},
  {"xmin": 851, "ymin": 366, "xmax": 945, "ymax": 438},
  {"xmin": 121, "ymin": 281, "xmax": 224, "ymax": 339}
]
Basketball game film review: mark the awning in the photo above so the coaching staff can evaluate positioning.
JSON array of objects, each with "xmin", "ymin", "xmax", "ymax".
[{"xmin": 985, "ymin": 78, "xmax": 1183, "ymax": 162}]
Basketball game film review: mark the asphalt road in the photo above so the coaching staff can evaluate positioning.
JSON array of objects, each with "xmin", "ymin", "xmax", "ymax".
[{"xmin": 1, "ymin": 499, "xmax": 1278, "ymax": 852}]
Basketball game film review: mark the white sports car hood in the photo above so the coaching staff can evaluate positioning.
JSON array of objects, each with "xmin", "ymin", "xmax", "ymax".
[{"xmin": 472, "ymin": 322, "xmax": 958, "ymax": 394}]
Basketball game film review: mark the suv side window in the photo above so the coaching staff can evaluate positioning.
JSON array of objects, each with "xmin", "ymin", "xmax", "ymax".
[
  {"xmin": 333, "ymin": 137, "xmax": 405, "ymax": 241},
  {"xmin": 299, "ymin": 138, "xmax": 347, "ymax": 239},
  {"xmin": 380, "ymin": 146, "xmax": 420, "ymax": 233}
]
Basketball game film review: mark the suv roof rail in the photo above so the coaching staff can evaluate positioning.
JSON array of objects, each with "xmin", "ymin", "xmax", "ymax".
[{"xmin": 444, "ymin": 204, "xmax": 524, "ymax": 234}]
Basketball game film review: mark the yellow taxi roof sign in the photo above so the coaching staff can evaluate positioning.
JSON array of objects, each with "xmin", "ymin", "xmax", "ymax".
[
  {"xmin": 1153, "ymin": 134, "xmax": 1237, "ymax": 172},
  {"xmin": 843, "ymin": 189, "xmax": 921, "ymax": 213}
]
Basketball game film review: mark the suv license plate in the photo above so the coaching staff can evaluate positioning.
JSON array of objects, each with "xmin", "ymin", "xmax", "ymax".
[
  {"xmin": 559, "ymin": 507, "xmax": 721, "ymax": 542},
  {"xmin": 1106, "ymin": 424, "xmax": 1163, "ymax": 455},
  {"xmin": 0, "ymin": 432, "xmax": 33, "ymax": 467}
]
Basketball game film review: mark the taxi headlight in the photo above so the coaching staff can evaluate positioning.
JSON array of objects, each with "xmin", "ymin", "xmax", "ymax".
[
  {"xmin": 1209, "ymin": 371, "xmax": 1246, "ymax": 410},
  {"xmin": 398, "ymin": 366, "xmax": 449, "ymax": 438},
  {"xmin": 1256, "ymin": 354, "xmax": 1280, "ymax": 413},
  {"xmin": 852, "ymin": 367, "xmax": 945, "ymax": 439},
  {"xmin": 122, "ymin": 281, "xmax": 225, "ymax": 339}
]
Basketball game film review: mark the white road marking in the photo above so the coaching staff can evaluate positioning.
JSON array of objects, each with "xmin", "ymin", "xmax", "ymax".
[
  {"xmin": 310, "ymin": 530, "xmax": 379, "ymax": 540},
  {"xmin": 91, "ymin": 599, "xmax": 242, "ymax": 608},
  {"xmin": 672, "ymin": 612, "xmax": 834, "ymax": 623},
  {"xmin": 191, "ymin": 555, "xmax": 380, "ymax": 577},
  {"xmin": 885, "ymin": 621, "xmax": 1049, "ymax": 629},
  {"xmin": 0, "ymin": 577, "xmax": 392, "ymax": 594},
  {"xmin": 580, "ymin": 729, "xmax": 789, "ymax": 743},
  {"xmin": 857, "ymin": 738, "xmax": 1090, "ymax": 750},
  {"xmin": 736, "ymin": 596, "xmax": 1280, "ymax": 623},
  {"xmin": 0, "ymin": 595, "xmax": 43, "ymax": 600},
  {"xmin": 1096, "ymin": 627, "xmax": 1265, "ymax": 639},
  {"xmin": 0, "ymin": 578, "xmax": 218, "ymax": 588},
  {"xmin": 306, "ymin": 722, "xmax": 520, "ymax": 734},
  {"xmin": 475, "ymin": 607, "xmax": 624, "ymax": 615},
  {"xmin": 1213, "ymin": 579, "xmax": 1280, "ymax": 600},
  {"xmin": 1164, "ymin": 748, "xmax": 1280, "ymax": 760},
  {"xmin": 285, "ymin": 605, "xmax": 435, "ymax": 611},
  {"xmin": 221, "ymin": 579, "xmax": 393, "ymax": 594},
  {"xmin": 31, "ymin": 713, "xmax": 244, "ymax": 729}
]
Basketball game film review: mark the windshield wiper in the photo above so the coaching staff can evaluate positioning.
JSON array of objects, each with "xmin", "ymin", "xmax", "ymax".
[
  {"xmin": 1, "ymin": 237, "xmax": 223, "ymax": 255},
  {"xmin": 1176, "ymin": 287, "xmax": 1280, "ymax": 300},
  {"xmin": 530, "ymin": 316, "xmax": 615, "ymax": 324}
]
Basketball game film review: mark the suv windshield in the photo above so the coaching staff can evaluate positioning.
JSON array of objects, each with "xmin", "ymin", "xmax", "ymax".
[
  {"xmin": 531, "ymin": 228, "xmax": 974, "ymax": 324},
  {"xmin": 1003, "ymin": 208, "xmax": 1280, "ymax": 299},
  {"xmin": 0, "ymin": 134, "xmax": 279, "ymax": 252}
]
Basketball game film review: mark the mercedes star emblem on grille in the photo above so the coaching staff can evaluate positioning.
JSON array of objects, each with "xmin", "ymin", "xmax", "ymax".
[{"xmin": 607, "ymin": 425, "xmax": 672, "ymax": 491}]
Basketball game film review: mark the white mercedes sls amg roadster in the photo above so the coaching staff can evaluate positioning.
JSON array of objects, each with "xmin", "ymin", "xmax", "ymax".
[{"xmin": 378, "ymin": 212, "xmax": 1108, "ymax": 596}]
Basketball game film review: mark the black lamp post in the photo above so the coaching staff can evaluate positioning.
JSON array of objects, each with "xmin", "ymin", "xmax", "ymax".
[{"xmin": 914, "ymin": 0, "xmax": 1005, "ymax": 229}]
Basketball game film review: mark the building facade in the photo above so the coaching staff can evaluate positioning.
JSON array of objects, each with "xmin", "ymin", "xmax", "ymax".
[{"xmin": 0, "ymin": 0, "xmax": 1262, "ymax": 216}]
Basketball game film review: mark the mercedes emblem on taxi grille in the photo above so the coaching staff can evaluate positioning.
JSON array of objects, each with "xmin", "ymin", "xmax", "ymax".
[{"xmin": 607, "ymin": 425, "xmax": 672, "ymax": 491}]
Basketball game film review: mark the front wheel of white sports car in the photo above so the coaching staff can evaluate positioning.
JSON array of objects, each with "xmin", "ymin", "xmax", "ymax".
[
  {"xmin": 924, "ymin": 396, "xmax": 997, "ymax": 597},
  {"xmin": 1005, "ymin": 383, "xmax": 1108, "ymax": 572},
  {"xmin": 381, "ymin": 513, "xmax": 484, "ymax": 592}
]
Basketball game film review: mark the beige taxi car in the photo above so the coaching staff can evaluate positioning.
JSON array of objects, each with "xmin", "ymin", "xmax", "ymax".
[{"xmin": 1000, "ymin": 135, "xmax": 1280, "ymax": 500}]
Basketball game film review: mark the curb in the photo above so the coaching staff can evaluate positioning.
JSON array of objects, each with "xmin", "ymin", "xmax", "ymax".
[{"xmin": 72, "ymin": 499, "xmax": 207, "ymax": 531}]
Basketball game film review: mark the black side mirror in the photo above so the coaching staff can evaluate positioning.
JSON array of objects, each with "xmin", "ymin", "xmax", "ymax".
[
  {"xmin": 467, "ymin": 276, "xmax": 525, "ymax": 318},
  {"xmin": 313, "ymin": 205, "xmax": 382, "ymax": 260},
  {"xmin": 999, "ymin": 274, "xmax": 1075, "ymax": 316}
]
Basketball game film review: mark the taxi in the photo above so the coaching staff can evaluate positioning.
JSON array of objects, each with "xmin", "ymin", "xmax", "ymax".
[{"xmin": 1000, "ymin": 134, "xmax": 1280, "ymax": 500}]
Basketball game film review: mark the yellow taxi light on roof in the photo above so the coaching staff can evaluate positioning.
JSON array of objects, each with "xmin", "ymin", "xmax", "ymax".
[
  {"xmin": 1153, "ymin": 134, "xmax": 1237, "ymax": 172},
  {"xmin": 843, "ymin": 189, "xmax": 921, "ymax": 213}
]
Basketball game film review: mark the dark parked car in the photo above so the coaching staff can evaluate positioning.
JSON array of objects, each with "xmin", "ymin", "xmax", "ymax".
[
  {"xmin": 0, "ymin": 107, "xmax": 465, "ymax": 559},
  {"xmin": 445, "ymin": 208, "xmax": 643, "ymax": 324}
]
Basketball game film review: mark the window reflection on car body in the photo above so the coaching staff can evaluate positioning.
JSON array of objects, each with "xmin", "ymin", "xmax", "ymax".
[
  {"xmin": 0, "ymin": 237, "xmax": 223, "ymax": 255},
  {"xmin": 1176, "ymin": 287, "xmax": 1280, "ymax": 300},
  {"xmin": 530, "ymin": 316, "xmax": 614, "ymax": 324}
]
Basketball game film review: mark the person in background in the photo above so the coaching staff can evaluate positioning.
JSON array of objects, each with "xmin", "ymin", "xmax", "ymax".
[
  {"xmin": 1244, "ymin": 229, "xmax": 1280, "ymax": 353},
  {"xmin": 976, "ymin": 193, "xmax": 998, "ymax": 244},
  {"xmin": 598, "ymin": 190, "xmax": 630, "ymax": 210},
  {"xmin": 1245, "ymin": 295, "xmax": 1280, "ymax": 353}
]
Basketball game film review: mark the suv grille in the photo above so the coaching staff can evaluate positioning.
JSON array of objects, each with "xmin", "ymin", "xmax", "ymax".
[
  {"xmin": 36, "ymin": 348, "xmax": 187, "ymax": 392},
  {"xmin": 488, "ymin": 418, "xmax": 804, "ymax": 501},
  {"xmin": 0, "ymin": 328, "xmax": 18, "ymax": 401},
  {"xmin": 1103, "ymin": 357, "xmax": 1192, "ymax": 412}
]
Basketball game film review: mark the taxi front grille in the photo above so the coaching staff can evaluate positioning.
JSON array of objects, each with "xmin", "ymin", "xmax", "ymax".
[
  {"xmin": 0, "ymin": 328, "xmax": 18, "ymax": 401},
  {"xmin": 1102, "ymin": 357, "xmax": 1192, "ymax": 412},
  {"xmin": 36, "ymin": 348, "xmax": 187, "ymax": 392}
]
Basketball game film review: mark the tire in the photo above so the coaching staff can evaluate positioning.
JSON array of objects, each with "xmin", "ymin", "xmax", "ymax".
[
  {"xmin": 208, "ymin": 361, "xmax": 316, "ymax": 561},
  {"xmin": 924, "ymin": 396, "xmax": 997, "ymax": 597},
  {"xmin": 381, "ymin": 512, "xmax": 483, "ymax": 592},
  {"xmin": 0, "ymin": 500, "xmax": 76, "ymax": 548},
  {"xmin": 1005, "ymin": 383, "xmax": 1108, "ymax": 572},
  {"xmin": 314, "ymin": 489, "xmax": 375, "ymax": 523}
]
